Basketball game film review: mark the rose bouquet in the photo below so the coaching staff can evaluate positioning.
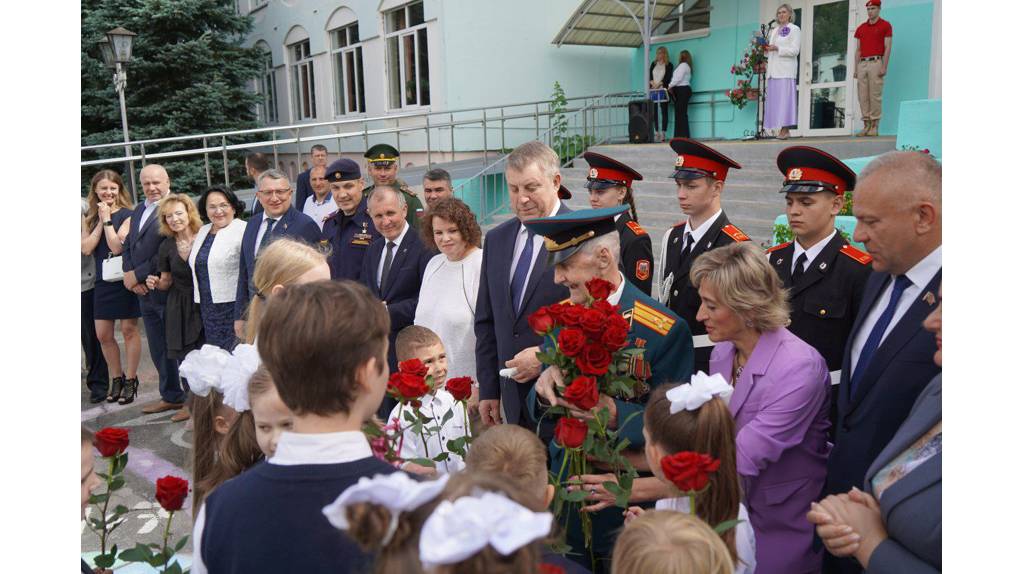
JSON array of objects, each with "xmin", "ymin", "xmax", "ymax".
[
  {"xmin": 529, "ymin": 278, "xmax": 646, "ymax": 552},
  {"xmin": 365, "ymin": 359, "xmax": 475, "ymax": 471}
]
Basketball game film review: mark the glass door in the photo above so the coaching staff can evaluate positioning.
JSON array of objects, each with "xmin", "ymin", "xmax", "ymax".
[{"xmin": 797, "ymin": 0, "xmax": 855, "ymax": 136}]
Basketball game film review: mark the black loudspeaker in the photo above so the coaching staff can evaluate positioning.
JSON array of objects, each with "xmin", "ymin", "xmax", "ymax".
[{"xmin": 628, "ymin": 99, "xmax": 653, "ymax": 144}]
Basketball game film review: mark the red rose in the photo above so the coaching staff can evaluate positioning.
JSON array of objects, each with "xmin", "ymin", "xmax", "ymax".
[
  {"xmin": 154, "ymin": 475, "xmax": 190, "ymax": 512},
  {"xmin": 445, "ymin": 377, "xmax": 473, "ymax": 402},
  {"xmin": 545, "ymin": 302, "xmax": 570, "ymax": 323},
  {"xmin": 554, "ymin": 417, "xmax": 588, "ymax": 449},
  {"xmin": 398, "ymin": 358, "xmax": 429, "ymax": 378},
  {"xmin": 528, "ymin": 307, "xmax": 556, "ymax": 335},
  {"xmin": 579, "ymin": 309, "xmax": 607, "ymax": 340},
  {"xmin": 575, "ymin": 343, "xmax": 612, "ymax": 376},
  {"xmin": 563, "ymin": 375, "xmax": 599, "ymax": 411},
  {"xmin": 560, "ymin": 305, "xmax": 586, "ymax": 327},
  {"xmin": 660, "ymin": 451, "xmax": 721, "ymax": 493},
  {"xmin": 585, "ymin": 277, "xmax": 615, "ymax": 301},
  {"xmin": 94, "ymin": 427, "xmax": 130, "ymax": 458},
  {"xmin": 557, "ymin": 328, "xmax": 587, "ymax": 357},
  {"xmin": 601, "ymin": 323, "xmax": 629, "ymax": 351},
  {"xmin": 388, "ymin": 372, "xmax": 430, "ymax": 402},
  {"xmin": 591, "ymin": 299, "xmax": 620, "ymax": 317}
]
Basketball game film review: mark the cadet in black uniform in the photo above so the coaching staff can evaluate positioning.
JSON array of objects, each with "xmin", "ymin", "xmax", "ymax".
[
  {"xmin": 658, "ymin": 138, "xmax": 749, "ymax": 374},
  {"xmin": 765, "ymin": 146, "xmax": 872, "ymax": 382},
  {"xmin": 319, "ymin": 158, "xmax": 380, "ymax": 282},
  {"xmin": 582, "ymin": 151, "xmax": 655, "ymax": 295}
]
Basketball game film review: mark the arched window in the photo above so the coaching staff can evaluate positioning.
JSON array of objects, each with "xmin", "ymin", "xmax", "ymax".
[{"xmin": 327, "ymin": 7, "xmax": 366, "ymax": 115}]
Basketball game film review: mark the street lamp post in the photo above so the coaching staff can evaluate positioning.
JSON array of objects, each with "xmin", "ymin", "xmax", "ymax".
[{"xmin": 97, "ymin": 27, "xmax": 138, "ymax": 198}]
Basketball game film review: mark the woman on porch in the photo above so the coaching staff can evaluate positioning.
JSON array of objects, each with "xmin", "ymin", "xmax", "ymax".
[{"xmin": 765, "ymin": 4, "xmax": 801, "ymax": 139}]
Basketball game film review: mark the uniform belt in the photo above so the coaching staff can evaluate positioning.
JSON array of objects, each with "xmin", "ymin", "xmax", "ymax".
[
  {"xmin": 830, "ymin": 370, "xmax": 842, "ymax": 386},
  {"xmin": 860, "ymin": 55, "xmax": 882, "ymax": 61}
]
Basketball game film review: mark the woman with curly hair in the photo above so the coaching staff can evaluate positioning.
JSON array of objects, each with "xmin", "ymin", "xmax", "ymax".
[{"xmin": 414, "ymin": 197, "xmax": 483, "ymax": 380}]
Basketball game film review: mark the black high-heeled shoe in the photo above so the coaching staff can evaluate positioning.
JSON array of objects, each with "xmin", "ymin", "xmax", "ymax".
[
  {"xmin": 106, "ymin": 376, "xmax": 125, "ymax": 403},
  {"xmin": 119, "ymin": 377, "xmax": 139, "ymax": 405}
]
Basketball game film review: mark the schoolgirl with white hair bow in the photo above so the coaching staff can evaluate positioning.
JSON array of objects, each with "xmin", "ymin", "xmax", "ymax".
[
  {"xmin": 623, "ymin": 372, "xmax": 757, "ymax": 574},
  {"xmin": 323, "ymin": 471, "xmax": 556, "ymax": 574}
]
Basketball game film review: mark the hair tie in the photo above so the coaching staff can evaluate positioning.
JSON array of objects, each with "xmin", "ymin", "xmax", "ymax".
[
  {"xmin": 666, "ymin": 371, "xmax": 734, "ymax": 414},
  {"xmin": 419, "ymin": 491, "xmax": 553, "ymax": 567},
  {"xmin": 219, "ymin": 344, "xmax": 260, "ymax": 412},
  {"xmin": 323, "ymin": 473, "xmax": 450, "ymax": 546},
  {"xmin": 178, "ymin": 345, "xmax": 232, "ymax": 397}
]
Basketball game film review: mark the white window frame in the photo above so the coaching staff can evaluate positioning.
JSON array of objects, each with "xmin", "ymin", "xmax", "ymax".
[
  {"xmin": 256, "ymin": 49, "xmax": 279, "ymax": 125},
  {"xmin": 651, "ymin": 0, "xmax": 713, "ymax": 43},
  {"xmin": 384, "ymin": 1, "xmax": 430, "ymax": 111},
  {"xmin": 330, "ymin": 22, "xmax": 367, "ymax": 116},
  {"xmin": 289, "ymin": 40, "xmax": 317, "ymax": 121}
]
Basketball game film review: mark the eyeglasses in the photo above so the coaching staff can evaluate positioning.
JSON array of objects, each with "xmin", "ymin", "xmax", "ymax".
[
  {"xmin": 207, "ymin": 203, "xmax": 233, "ymax": 213},
  {"xmin": 258, "ymin": 188, "xmax": 292, "ymax": 198}
]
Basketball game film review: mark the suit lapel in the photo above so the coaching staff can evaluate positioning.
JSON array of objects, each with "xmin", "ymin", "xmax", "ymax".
[
  {"xmin": 769, "ymin": 243, "xmax": 795, "ymax": 287},
  {"xmin": 789, "ymin": 233, "xmax": 845, "ymax": 297},
  {"xmin": 367, "ymin": 240, "xmax": 384, "ymax": 297},
  {"xmin": 504, "ymin": 222, "xmax": 522, "ymax": 314},
  {"xmin": 839, "ymin": 272, "xmax": 888, "ymax": 404},
  {"xmin": 849, "ymin": 270, "xmax": 942, "ymax": 407},
  {"xmin": 672, "ymin": 212, "xmax": 727, "ymax": 291},
  {"xmin": 383, "ymin": 232, "xmax": 415, "ymax": 297},
  {"xmin": 880, "ymin": 453, "xmax": 941, "ymax": 522},
  {"xmin": 137, "ymin": 202, "xmax": 160, "ymax": 239},
  {"xmin": 730, "ymin": 329, "xmax": 781, "ymax": 414},
  {"xmin": 865, "ymin": 376, "xmax": 941, "ymax": 484}
]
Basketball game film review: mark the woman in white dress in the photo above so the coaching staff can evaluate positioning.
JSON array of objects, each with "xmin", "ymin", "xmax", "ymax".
[{"xmin": 414, "ymin": 198, "xmax": 483, "ymax": 380}]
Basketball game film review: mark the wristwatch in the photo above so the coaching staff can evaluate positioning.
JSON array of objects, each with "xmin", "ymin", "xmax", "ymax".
[{"xmin": 103, "ymin": 220, "xmax": 113, "ymax": 227}]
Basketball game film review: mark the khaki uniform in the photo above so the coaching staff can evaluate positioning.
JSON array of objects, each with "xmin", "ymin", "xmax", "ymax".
[{"xmin": 856, "ymin": 58, "xmax": 885, "ymax": 121}]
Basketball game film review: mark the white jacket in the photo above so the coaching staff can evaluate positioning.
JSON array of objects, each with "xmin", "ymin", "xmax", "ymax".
[
  {"xmin": 188, "ymin": 219, "xmax": 246, "ymax": 304},
  {"xmin": 766, "ymin": 23, "xmax": 801, "ymax": 79}
]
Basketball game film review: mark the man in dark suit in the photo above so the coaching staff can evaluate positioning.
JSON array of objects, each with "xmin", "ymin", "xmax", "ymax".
[
  {"xmin": 233, "ymin": 169, "xmax": 322, "ymax": 337},
  {"xmin": 294, "ymin": 144, "xmax": 330, "ymax": 211},
  {"xmin": 658, "ymin": 138, "xmax": 749, "ymax": 374},
  {"xmin": 820, "ymin": 150, "xmax": 942, "ymax": 574},
  {"xmin": 766, "ymin": 147, "xmax": 872, "ymax": 383},
  {"xmin": 475, "ymin": 141, "xmax": 571, "ymax": 428},
  {"xmin": 360, "ymin": 185, "xmax": 432, "ymax": 417},
  {"xmin": 122, "ymin": 164, "xmax": 185, "ymax": 413},
  {"xmin": 246, "ymin": 152, "xmax": 271, "ymax": 216}
]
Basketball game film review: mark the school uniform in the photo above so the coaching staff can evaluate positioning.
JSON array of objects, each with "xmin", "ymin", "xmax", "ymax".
[{"xmin": 192, "ymin": 431, "xmax": 398, "ymax": 574}]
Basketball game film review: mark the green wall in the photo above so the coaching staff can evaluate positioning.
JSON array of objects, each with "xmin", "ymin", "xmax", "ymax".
[{"xmin": 635, "ymin": 0, "xmax": 935, "ymax": 139}]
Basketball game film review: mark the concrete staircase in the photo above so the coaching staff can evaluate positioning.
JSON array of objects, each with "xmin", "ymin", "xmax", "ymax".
[{"xmin": 554, "ymin": 136, "xmax": 897, "ymax": 268}]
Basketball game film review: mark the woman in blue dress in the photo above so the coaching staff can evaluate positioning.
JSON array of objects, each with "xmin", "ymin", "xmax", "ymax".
[
  {"xmin": 188, "ymin": 187, "xmax": 247, "ymax": 350},
  {"xmin": 80, "ymin": 170, "xmax": 141, "ymax": 404}
]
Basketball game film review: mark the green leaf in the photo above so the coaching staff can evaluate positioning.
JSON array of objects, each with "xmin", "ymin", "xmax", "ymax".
[
  {"xmin": 407, "ymin": 457, "xmax": 436, "ymax": 468},
  {"xmin": 615, "ymin": 438, "xmax": 632, "ymax": 452},
  {"xmin": 439, "ymin": 407, "xmax": 455, "ymax": 426},
  {"xmin": 714, "ymin": 518, "xmax": 744, "ymax": 535},
  {"xmin": 564, "ymin": 490, "xmax": 588, "ymax": 502},
  {"xmin": 94, "ymin": 547, "xmax": 116, "ymax": 568},
  {"xmin": 175, "ymin": 535, "xmax": 190, "ymax": 552},
  {"xmin": 113, "ymin": 504, "xmax": 130, "ymax": 516},
  {"xmin": 402, "ymin": 410, "xmax": 418, "ymax": 425},
  {"xmin": 165, "ymin": 560, "xmax": 184, "ymax": 574},
  {"xmin": 432, "ymin": 452, "xmax": 450, "ymax": 462},
  {"xmin": 118, "ymin": 543, "xmax": 154, "ymax": 563},
  {"xmin": 109, "ymin": 476, "xmax": 126, "ymax": 491},
  {"xmin": 89, "ymin": 492, "xmax": 109, "ymax": 504}
]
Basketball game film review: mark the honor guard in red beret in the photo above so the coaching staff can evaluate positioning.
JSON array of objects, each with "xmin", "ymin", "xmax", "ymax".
[
  {"xmin": 658, "ymin": 138, "xmax": 748, "ymax": 374},
  {"xmin": 767, "ymin": 145, "xmax": 872, "ymax": 386},
  {"xmin": 582, "ymin": 151, "xmax": 655, "ymax": 295}
]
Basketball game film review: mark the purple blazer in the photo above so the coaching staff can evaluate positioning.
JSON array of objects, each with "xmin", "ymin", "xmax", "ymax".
[{"xmin": 710, "ymin": 327, "xmax": 831, "ymax": 574}]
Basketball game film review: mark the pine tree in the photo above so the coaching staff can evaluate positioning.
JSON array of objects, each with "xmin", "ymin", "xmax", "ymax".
[{"xmin": 81, "ymin": 0, "xmax": 264, "ymax": 196}]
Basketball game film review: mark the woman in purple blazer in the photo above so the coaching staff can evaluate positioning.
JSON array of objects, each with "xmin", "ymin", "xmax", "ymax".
[{"xmin": 691, "ymin": 242, "xmax": 831, "ymax": 574}]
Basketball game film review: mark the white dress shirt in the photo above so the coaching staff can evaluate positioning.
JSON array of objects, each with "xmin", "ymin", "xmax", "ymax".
[
  {"xmin": 303, "ymin": 194, "xmax": 338, "ymax": 231},
  {"xmin": 253, "ymin": 212, "xmax": 279, "ymax": 256},
  {"xmin": 683, "ymin": 209, "xmax": 723, "ymax": 251},
  {"xmin": 850, "ymin": 246, "xmax": 942, "ymax": 373},
  {"xmin": 509, "ymin": 202, "xmax": 561, "ymax": 309},
  {"xmin": 377, "ymin": 222, "xmax": 410, "ymax": 289},
  {"xmin": 138, "ymin": 196, "xmax": 162, "ymax": 230},
  {"xmin": 792, "ymin": 229, "xmax": 837, "ymax": 274},
  {"xmin": 668, "ymin": 62, "xmax": 692, "ymax": 88},
  {"xmin": 191, "ymin": 430, "xmax": 373, "ymax": 574},
  {"xmin": 388, "ymin": 390, "xmax": 469, "ymax": 474},
  {"xmin": 655, "ymin": 496, "xmax": 757, "ymax": 574}
]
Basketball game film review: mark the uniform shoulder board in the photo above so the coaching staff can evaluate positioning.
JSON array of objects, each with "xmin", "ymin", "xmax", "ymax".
[
  {"xmin": 632, "ymin": 301, "xmax": 676, "ymax": 336},
  {"xmin": 765, "ymin": 241, "xmax": 792, "ymax": 254},
  {"xmin": 840, "ymin": 244, "xmax": 872, "ymax": 265},
  {"xmin": 722, "ymin": 224, "xmax": 751, "ymax": 243},
  {"xmin": 400, "ymin": 186, "xmax": 417, "ymax": 197},
  {"xmin": 625, "ymin": 221, "xmax": 648, "ymax": 237},
  {"xmin": 672, "ymin": 220, "xmax": 687, "ymax": 228},
  {"xmin": 558, "ymin": 298, "xmax": 572, "ymax": 305}
]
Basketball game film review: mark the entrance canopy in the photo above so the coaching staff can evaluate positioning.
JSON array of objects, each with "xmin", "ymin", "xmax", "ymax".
[{"xmin": 553, "ymin": 0, "xmax": 687, "ymax": 48}]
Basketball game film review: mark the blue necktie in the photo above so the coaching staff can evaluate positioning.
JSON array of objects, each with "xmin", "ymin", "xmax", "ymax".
[
  {"xmin": 258, "ymin": 218, "xmax": 277, "ymax": 253},
  {"xmin": 850, "ymin": 275, "xmax": 912, "ymax": 394},
  {"xmin": 510, "ymin": 229, "xmax": 535, "ymax": 312}
]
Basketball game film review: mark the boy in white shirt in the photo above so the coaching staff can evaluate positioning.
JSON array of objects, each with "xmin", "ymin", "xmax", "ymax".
[{"xmin": 388, "ymin": 325, "xmax": 471, "ymax": 476}]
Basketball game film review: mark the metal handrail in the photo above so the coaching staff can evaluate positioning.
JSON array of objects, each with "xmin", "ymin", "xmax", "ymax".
[{"xmin": 80, "ymin": 91, "xmax": 641, "ymax": 152}]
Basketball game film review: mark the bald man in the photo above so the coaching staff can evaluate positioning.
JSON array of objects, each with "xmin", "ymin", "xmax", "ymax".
[
  {"xmin": 818, "ymin": 151, "xmax": 941, "ymax": 574},
  {"xmin": 123, "ymin": 164, "xmax": 186, "ymax": 414}
]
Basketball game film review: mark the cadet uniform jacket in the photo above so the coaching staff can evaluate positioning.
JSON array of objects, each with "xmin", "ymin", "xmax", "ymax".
[
  {"xmin": 766, "ymin": 232, "xmax": 872, "ymax": 373},
  {"xmin": 616, "ymin": 212, "xmax": 654, "ymax": 296}
]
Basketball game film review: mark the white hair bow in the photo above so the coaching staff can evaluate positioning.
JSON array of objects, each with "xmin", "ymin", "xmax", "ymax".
[
  {"xmin": 419, "ymin": 491, "xmax": 553, "ymax": 567},
  {"xmin": 323, "ymin": 473, "xmax": 450, "ymax": 545},
  {"xmin": 178, "ymin": 345, "xmax": 232, "ymax": 397},
  {"xmin": 219, "ymin": 344, "xmax": 260, "ymax": 412},
  {"xmin": 666, "ymin": 371, "xmax": 734, "ymax": 414}
]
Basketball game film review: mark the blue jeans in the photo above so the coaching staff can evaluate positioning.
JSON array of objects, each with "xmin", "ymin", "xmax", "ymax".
[{"xmin": 139, "ymin": 292, "xmax": 185, "ymax": 403}]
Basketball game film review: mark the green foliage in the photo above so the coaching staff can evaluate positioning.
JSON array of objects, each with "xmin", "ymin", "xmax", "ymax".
[
  {"xmin": 549, "ymin": 81, "xmax": 595, "ymax": 164},
  {"xmin": 840, "ymin": 191, "xmax": 853, "ymax": 216},
  {"xmin": 81, "ymin": 0, "xmax": 265, "ymax": 196},
  {"xmin": 773, "ymin": 222, "xmax": 794, "ymax": 245}
]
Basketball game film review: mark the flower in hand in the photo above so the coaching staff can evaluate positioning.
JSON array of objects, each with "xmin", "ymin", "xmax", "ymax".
[
  {"xmin": 445, "ymin": 377, "xmax": 473, "ymax": 402},
  {"xmin": 563, "ymin": 375, "xmax": 599, "ymax": 411},
  {"xmin": 398, "ymin": 358, "xmax": 429, "ymax": 378},
  {"xmin": 585, "ymin": 277, "xmax": 614, "ymax": 301},
  {"xmin": 554, "ymin": 417, "xmax": 588, "ymax": 449}
]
